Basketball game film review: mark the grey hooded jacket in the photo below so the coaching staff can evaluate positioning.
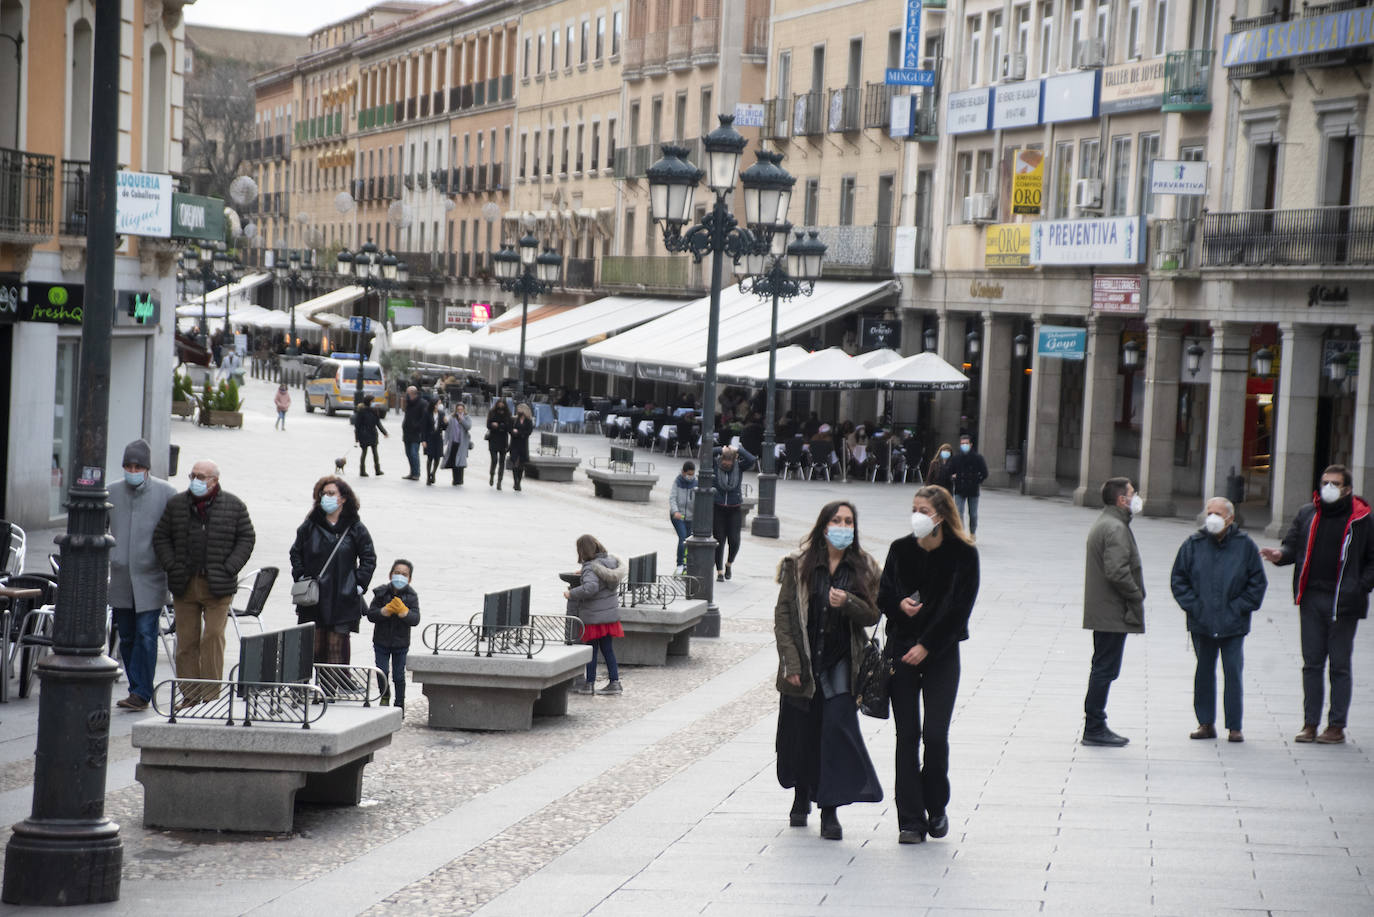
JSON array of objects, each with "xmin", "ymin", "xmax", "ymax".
[
  {"xmin": 566, "ymin": 554, "xmax": 627, "ymax": 624},
  {"xmin": 108, "ymin": 475, "xmax": 176, "ymax": 609}
]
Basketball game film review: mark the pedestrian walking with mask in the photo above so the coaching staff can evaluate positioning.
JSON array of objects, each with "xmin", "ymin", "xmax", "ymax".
[
  {"xmin": 1171, "ymin": 497, "xmax": 1267, "ymax": 743},
  {"xmin": 486, "ymin": 399, "xmax": 513, "ymax": 489},
  {"xmin": 289, "ymin": 476, "xmax": 377, "ymax": 664},
  {"xmin": 274, "ymin": 383, "xmax": 291, "ymax": 430},
  {"xmin": 353, "ymin": 395, "xmax": 388, "ymax": 477},
  {"xmin": 926, "ymin": 443, "xmax": 954, "ymax": 492},
  {"xmin": 946, "ymin": 434, "xmax": 989, "ymax": 535},
  {"xmin": 775, "ymin": 500, "xmax": 884, "ymax": 841},
  {"xmin": 442, "ymin": 402, "xmax": 473, "ymax": 485},
  {"xmin": 367, "ymin": 559, "xmax": 420, "ymax": 715},
  {"xmin": 423, "ymin": 396, "xmax": 447, "ymax": 485},
  {"xmin": 669, "ymin": 461, "xmax": 696, "ymax": 573},
  {"xmin": 713, "ymin": 445, "xmax": 757, "ymax": 581},
  {"xmin": 1261, "ymin": 464, "xmax": 1374, "ymax": 744},
  {"xmin": 509, "ymin": 403, "xmax": 535, "ymax": 491}
]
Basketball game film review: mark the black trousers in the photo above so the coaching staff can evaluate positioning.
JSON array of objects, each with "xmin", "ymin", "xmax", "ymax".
[
  {"xmin": 359, "ymin": 443, "xmax": 381, "ymax": 473},
  {"xmin": 713, "ymin": 504, "xmax": 743, "ymax": 569},
  {"xmin": 1084, "ymin": 631, "xmax": 1127, "ymax": 733},
  {"xmin": 1300, "ymin": 608, "xmax": 1359, "ymax": 728},
  {"xmin": 890, "ymin": 644, "xmax": 960, "ymax": 832},
  {"xmin": 450, "ymin": 464, "xmax": 465, "ymax": 485},
  {"xmin": 489, "ymin": 448, "xmax": 506, "ymax": 483}
]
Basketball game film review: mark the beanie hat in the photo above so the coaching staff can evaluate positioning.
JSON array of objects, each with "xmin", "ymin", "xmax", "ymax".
[{"xmin": 122, "ymin": 439, "xmax": 152, "ymax": 468}]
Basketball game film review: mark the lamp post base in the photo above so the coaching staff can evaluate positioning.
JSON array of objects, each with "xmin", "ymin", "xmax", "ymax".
[
  {"xmin": 751, "ymin": 472, "xmax": 780, "ymax": 538},
  {"xmin": 684, "ymin": 533, "xmax": 720, "ymax": 638},
  {"xmin": 3, "ymin": 826, "xmax": 122, "ymax": 906}
]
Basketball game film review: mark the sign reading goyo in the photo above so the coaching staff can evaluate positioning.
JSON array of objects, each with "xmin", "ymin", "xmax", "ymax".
[{"xmin": 1037, "ymin": 325, "xmax": 1087, "ymax": 360}]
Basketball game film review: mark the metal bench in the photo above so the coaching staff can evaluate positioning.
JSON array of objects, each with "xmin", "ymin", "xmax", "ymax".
[
  {"xmin": 585, "ymin": 446, "xmax": 659, "ymax": 502},
  {"xmin": 615, "ymin": 553, "xmax": 708, "ymax": 666},
  {"xmin": 523, "ymin": 431, "xmax": 582, "ymax": 482}
]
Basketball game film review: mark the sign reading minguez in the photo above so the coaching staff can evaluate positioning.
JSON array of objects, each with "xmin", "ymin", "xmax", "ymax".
[
  {"xmin": 115, "ymin": 170, "xmax": 173, "ymax": 238},
  {"xmin": 171, "ymin": 193, "xmax": 226, "ymax": 242},
  {"xmin": 1037, "ymin": 325, "xmax": 1087, "ymax": 361},
  {"xmin": 885, "ymin": 0, "xmax": 934, "ymax": 86}
]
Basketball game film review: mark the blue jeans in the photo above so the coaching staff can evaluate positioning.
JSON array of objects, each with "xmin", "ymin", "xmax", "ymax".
[
  {"xmin": 954, "ymin": 494, "xmax": 979, "ymax": 534},
  {"xmin": 405, "ymin": 440, "xmax": 421, "ymax": 477},
  {"xmin": 112, "ymin": 607, "xmax": 161, "ymax": 702},
  {"xmin": 374, "ymin": 646, "xmax": 409, "ymax": 706},
  {"xmin": 587, "ymin": 635, "xmax": 619, "ymax": 683},
  {"xmin": 1192, "ymin": 633, "xmax": 1244, "ymax": 731},
  {"xmin": 670, "ymin": 515, "xmax": 691, "ymax": 566}
]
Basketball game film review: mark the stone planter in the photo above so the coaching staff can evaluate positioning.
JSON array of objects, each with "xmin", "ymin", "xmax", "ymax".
[
  {"xmin": 206, "ymin": 410, "xmax": 244, "ymax": 428},
  {"xmin": 171, "ymin": 400, "xmax": 194, "ymax": 420}
]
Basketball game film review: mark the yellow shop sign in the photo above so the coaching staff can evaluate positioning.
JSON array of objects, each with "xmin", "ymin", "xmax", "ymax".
[{"xmin": 985, "ymin": 222, "xmax": 1032, "ymax": 268}]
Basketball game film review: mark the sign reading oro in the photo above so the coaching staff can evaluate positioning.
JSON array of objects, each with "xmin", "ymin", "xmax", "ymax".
[
  {"xmin": 985, "ymin": 223, "xmax": 1032, "ymax": 268},
  {"xmin": 1012, "ymin": 150, "xmax": 1044, "ymax": 215}
]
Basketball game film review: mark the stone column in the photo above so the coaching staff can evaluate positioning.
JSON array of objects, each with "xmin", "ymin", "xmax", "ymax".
[
  {"xmin": 1202, "ymin": 322, "xmax": 1254, "ymax": 505},
  {"xmin": 1266, "ymin": 322, "xmax": 1324, "ymax": 537},
  {"xmin": 935, "ymin": 311, "xmax": 967, "ymax": 442},
  {"xmin": 1073, "ymin": 314, "xmax": 1124, "ymax": 506},
  {"xmin": 1024, "ymin": 316, "xmax": 1065, "ymax": 497},
  {"xmin": 1138, "ymin": 320, "xmax": 1183, "ymax": 517},
  {"xmin": 1350, "ymin": 323, "xmax": 1374, "ymax": 497},
  {"xmin": 977, "ymin": 312, "xmax": 1015, "ymax": 487}
]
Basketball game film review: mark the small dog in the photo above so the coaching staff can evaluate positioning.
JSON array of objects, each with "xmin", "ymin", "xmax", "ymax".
[{"xmin": 334, "ymin": 455, "xmax": 347, "ymax": 476}]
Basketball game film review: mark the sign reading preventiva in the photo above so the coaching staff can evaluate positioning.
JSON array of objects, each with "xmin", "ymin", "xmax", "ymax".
[
  {"xmin": 1031, "ymin": 216, "xmax": 1145, "ymax": 266},
  {"xmin": 1150, "ymin": 159, "xmax": 1208, "ymax": 196},
  {"xmin": 1222, "ymin": 5, "xmax": 1374, "ymax": 67}
]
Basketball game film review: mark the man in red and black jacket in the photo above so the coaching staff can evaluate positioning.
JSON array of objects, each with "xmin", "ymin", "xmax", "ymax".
[{"xmin": 1262, "ymin": 464, "xmax": 1374, "ymax": 745}]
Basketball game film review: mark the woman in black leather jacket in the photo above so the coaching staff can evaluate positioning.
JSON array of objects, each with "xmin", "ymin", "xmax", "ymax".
[{"xmin": 289, "ymin": 475, "xmax": 377, "ymax": 664}]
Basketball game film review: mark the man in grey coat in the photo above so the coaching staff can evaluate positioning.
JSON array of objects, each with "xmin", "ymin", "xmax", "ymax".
[
  {"xmin": 1082, "ymin": 476, "xmax": 1146, "ymax": 747},
  {"xmin": 108, "ymin": 439, "xmax": 175, "ymax": 710}
]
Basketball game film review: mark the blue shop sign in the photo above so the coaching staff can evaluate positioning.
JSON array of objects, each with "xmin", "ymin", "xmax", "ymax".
[
  {"xmin": 1037, "ymin": 325, "xmax": 1086, "ymax": 361},
  {"xmin": 1222, "ymin": 5, "xmax": 1374, "ymax": 67}
]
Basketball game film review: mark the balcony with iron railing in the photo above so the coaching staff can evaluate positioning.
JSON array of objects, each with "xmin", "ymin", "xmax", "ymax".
[
  {"xmin": 1162, "ymin": 49, "xmax": 1213, "ymax": 112},
  {"xmin": 830, "ymin": 86, "xmax": 862, "ymax": 132},
  {"xmin": 863, "ymin": 83, "xmax": 900, "ymax": 128},
  {"xmin": 667, "ymin": 24, "xmax": 693, "ymax": 70},
  {"xmin": 793, "ymin": 91, "xmax": 826, "ymax": 136},
  {"xmin": 1225, "ymin": 10, "xmax": 1292, "ymax": 80},
  {"xmin": 1150, "ymin": 217, "xmax": 1201, "ymax": 271},
  {"xmin": 394, "ymin": 251, "xmax": 441, "ymax": 280},
  {"xmin": 1201, "ymin": 207, "xmax": 1374, "ymax": 268},
  {"xmin": 59, "ymin": 159, "xmax": 90, "ymax": 237},
  {"xmin": 1293, "ymin": 0, "xmax": 1372, "ymax": 67},
  {"xmin": 814, "ymin": 224, "xmax": 894, "ymax": 277},
  {"xmin": 564, "ymin": 257, "xmax": 596, "ymax": 289},
  {"xmin": 601, "ymin": 255, "xmax": 701, "ymax": 293},
  {"xmin": 623, "ymin": 36, "xmax": 645, "ymax": 79},
  {"xmin": 913, "ymin": 96, "xmax": 939, "ymax": 140},
  {"xmin": 763, "ymin": 98, "xmax": 792, "ymax": 141},
  {"xmin": 643, "ymin": 31, "xmax": 668, "ymax": 74},
  {"xmin": 744, "ymin": 16, "xmax": 768, "ymax": 57},
  {"xmin": 691, "ymin": 18, "xmax": 719, "ymax": 64}
]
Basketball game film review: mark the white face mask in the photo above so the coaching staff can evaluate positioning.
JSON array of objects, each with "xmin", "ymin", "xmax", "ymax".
[
  {"xmin": 1321, "ymin": 482, "xmax": 1343, "ymax": 504},
  {"xmin": 1203, "ymin": 513, "xmax": 1227, "ymax": 535},
  {"xmin": 1129, "ymin": 494, "xmax": 1144, "ymax": 515},
  {"xmin": 911, "ymin": 512, "xmax": 936, "ymax": 539},
  {"xmin": 940, "ymin": 450, "xmax": 951, "ymax": 460}
]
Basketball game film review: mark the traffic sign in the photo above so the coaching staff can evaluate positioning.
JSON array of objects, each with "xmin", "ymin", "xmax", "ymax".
[
  {"xmin": 885, "ymin": 68, "xmax": 936, "ymax": 87},
  {"xmin": 349, "ymin": 315, "xmax": 372, "ymax": 333}
]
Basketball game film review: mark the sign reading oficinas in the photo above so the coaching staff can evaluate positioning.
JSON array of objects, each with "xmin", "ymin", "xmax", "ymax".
[
  {"xmin": 115, "ymin": 170, "xmax": 173, "ymax": 238},
  {"xmin": 1031, "ymin": 216, "xmax": 1145, "ymax": 266},
  {"xmin": 1222, "ymin": 5, "xmax": 1374, "ymax": 67}
]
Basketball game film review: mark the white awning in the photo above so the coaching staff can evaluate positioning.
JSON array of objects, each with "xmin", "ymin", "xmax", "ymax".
[
  {"xmin": 773, "ymin": 347, "xmax": 881, "ymax": 390},
  {"xmin": 231, "ymin": 286, "xmax": 364, "ymax": 331},
  {"xmin": 706, "ymin": 345, "xmax": 813, "ymax": 384},
  {"xmin": 871, "ymin": 351, "xmax": 970, "ymax": 391},
  {"xmin": 175, "ymin": 272, "xmax": 272, "ymax": 316},
  {"xmin": 421, "ymin": 327, "xmax": 478, "ymax": 361},
  {"xmin": 468, "ymin": 296, "xmax": 689, "ymax": 370},
  {"xmin": 580, "ymin": 280, "xmax": 896, "ymax": 381},
  {"xmin": 855, "ymin": 348, "xmax": 903, "ymax": 369}
]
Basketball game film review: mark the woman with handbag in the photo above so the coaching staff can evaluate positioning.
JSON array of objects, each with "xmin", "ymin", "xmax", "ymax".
[
  {"xmin": 441, "ymin": 402, "xmax": 472, "ymax": 485},
  {"xmin": 877, "ymin": 484, "xmax": 980, "ymax": 845},
  {"xmin": 774, "ymin": 500, "xmax": 884, "ymax": 841},
  {"xmin": 422, "ymin": 396, "xmax": 448, "ymax": 486},
  {"xmin": 289, "ymin": 476, "xmax": 377, "ymax": 665},
  {"xmin": 508, "ymin": 403, "xmax": 535, "ymax": 491},
  {"xmin": 486, "ymin": 399, "xmax": 514, "ymax": 489}
]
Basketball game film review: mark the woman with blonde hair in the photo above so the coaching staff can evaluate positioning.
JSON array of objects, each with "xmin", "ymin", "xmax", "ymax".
[
  {"xmin": 509, "ymin": 402, "xmax": 535, "ymax": 492},
  {"xmin": 926, "ymin": 442, "xmax": 954, "ymax": 491},
  {"xmin": 877, "ymin": 484, "xmax": 980, "ymax": 845},
  {"xmin": 774, "ymin": 500, "xmax": 884, "ymax": 840}
]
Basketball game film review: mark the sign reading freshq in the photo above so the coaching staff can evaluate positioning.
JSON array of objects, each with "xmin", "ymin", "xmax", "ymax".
[
  {"xmin": 114, "ymin": 170, "xmax": 173, "ymax": 238},
  {"xmin": 1222, "ymin": 5, "xmax": 1374, "ymax": 67}
]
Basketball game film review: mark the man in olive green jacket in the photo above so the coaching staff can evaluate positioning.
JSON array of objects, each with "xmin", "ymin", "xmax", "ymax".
[{"xmin": 1082, "ymin": 476, "xmax": 1146, "ymax": 747}]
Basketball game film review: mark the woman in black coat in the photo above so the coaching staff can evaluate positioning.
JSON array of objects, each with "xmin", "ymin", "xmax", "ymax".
[
  {"xmin": 486, "ymin": 399, "xmax": 514, "ymax": 489},
  {"xmin": 509, "ymin": 402, "xmax": 535, "ymax": 492},
  {"xmin": 289, "ymin": 475, "xmax": 377, "ymax": 665},
  {"xmin": 423, "ymin": 397, "xmax": 448, "ymax": 486}
]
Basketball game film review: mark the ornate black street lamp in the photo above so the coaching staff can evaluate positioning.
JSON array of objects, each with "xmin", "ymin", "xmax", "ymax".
[
  {"xmin": 336, "ymin": 240, "xmax": 407, "ymax": 407},
  {"xmin": 274, "ymin": 248, "xmax": 317, "ymax": 355},
  {"xmin": 647, "ymin": 115, "xmax": 770, "ymax": 634},
  {"xmin": 742, "ymin": 224, "xmax": 825, "ymax": 540},
  {"xmin": 190, "ymin": 241, "xmax": 237, "ymax": 348},
  {"xmin": 492, "ymin": 231, "xmax": 561, "ymax": 395}
]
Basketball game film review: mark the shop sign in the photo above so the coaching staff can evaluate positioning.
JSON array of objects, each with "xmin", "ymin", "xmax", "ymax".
[
  {"xmin": 444, "ymin": 305, "xmax": 467, "ymax": 326},
  {"xmin": 581, "ymin": 353, "xmax": 631, "ymax": 375},
  {"xmin": 1091, "ymin": 274, "xmax": 1144, "ymax": 313},
  {"xmin": 860, "ymin": 317, "xmax": 901, "ymax": 350},
  {"xmin": 115, "ymin": 170, "xmax": 173, "ymax": 238},
  {"xmin": 171, "ymin": 192, "xmax": 226, "ymax": 242},
  {"xmin": 1099, "ymin": 60, "xmax": 1166, "ymax": 114},
  {"xmin": 1222, "ymin": 6, "xmax": 1374, "ymax": 68},
  {"xmin": 1037, "ymin": 324, "xmax": 1086, "ymax": 360},
  {"xmin": 1150, "ymin": 160, "xmax": 1208, "ymax": 196},
  {"xmin": 118, "ymin": 290, "xmax": 160, "ymax": 325},
  {"xmin": 732, "ymin": 102, "xmax": 765, "ymax": 128},
  {"xmin": 22, "ymin": 282, "xmax": 85, "ymax": 325},
  {"xmin": 947, "ymin": 88, "xmax": 992, "ymax": 134},
  {"xmin": 387, "ymin": 297, "xmax": 423, "ymax": 327},
  {"xmin": 1042, "ymin": 70, "xmax": 1100, "ymax": 123},
  {"xmin": 992, "ymin": 80, "xmax": 1043, "ymax": 129},
  {"xmin": 1012, "ymin": 150, "xmax": 1044, "ymax": 215},
  {"xmin": 969, "ymin": 279, "xmax": 1005, "ymax": 299},
  {"xmin": 1031, "ymin": 216, "xmax": 1145, "ymax": 265},
  {"xmin": 470, "ymin": 303, "xmax": 492, "ymax": 325},
  {"xmin": 984, "ymin": 223, "xmax": 1032, "ymax": 268}
]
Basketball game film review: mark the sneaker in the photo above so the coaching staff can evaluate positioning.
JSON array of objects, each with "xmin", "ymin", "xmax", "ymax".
[
  {"xmin": 596, "ymin": 680, "xmax": 623, "ymax": 695},
  {"xmin": 574, "ymin": 682, "xmax": 596, "ymax": 695},
  {"xmin": 1082, "ymin": 728, "xmax": 1129, "ymax": 747}
]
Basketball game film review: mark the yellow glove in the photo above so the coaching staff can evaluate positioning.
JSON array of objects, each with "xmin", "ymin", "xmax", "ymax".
[{"xmin": 384, "ymin": 596, "xmax": 408, "ymax": 616}]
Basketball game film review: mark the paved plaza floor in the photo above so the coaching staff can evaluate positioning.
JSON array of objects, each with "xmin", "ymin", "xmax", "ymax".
[{"xmin": 2, "ymin": 373, "xmax": 1372, "ymax": 915}]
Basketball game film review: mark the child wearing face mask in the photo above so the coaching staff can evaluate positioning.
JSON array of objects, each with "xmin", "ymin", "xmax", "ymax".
[{"xmin": 367, "ymin": 559, "xmax": 421, "ymax": 714}]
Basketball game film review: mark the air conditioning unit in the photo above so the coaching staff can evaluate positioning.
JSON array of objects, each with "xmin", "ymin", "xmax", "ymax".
[
  {"xmin": 1002, "ymin": 53, "xmax": 1027, "ymax": 82},
  {"xmin": 1074, "ymin": 38, "xmax": 1106, "ymax": 68},
  {"xmin": 1075, "ymin": 178, "xmax": 1103, "ymax": 212},
  {"xmin": 963, "ymin": 192, "xmax": 997, "ymax": 224},
  {"xmin": 1152, "ymin": 219, "xmax": 1187, "ymax": 269}
]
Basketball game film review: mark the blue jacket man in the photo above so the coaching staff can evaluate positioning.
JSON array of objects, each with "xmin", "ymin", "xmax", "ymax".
[{"xmin": 1170, "ymin": 497, "xmax": 1267, "ymax": 742}]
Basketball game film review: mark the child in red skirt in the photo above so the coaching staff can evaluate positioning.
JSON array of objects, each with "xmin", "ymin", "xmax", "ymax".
[{"xmin": 565, "ymin": 534, "xmax": 628, "ymax": 695}]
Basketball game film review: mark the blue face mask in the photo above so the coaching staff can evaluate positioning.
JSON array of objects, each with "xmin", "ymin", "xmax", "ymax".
[
  {"xmin": 320, "ymin": 495, "xmax": 340, "ymax": 514},
  {"xmin": 391, "ymin": 574, "xmax": 409, "ymax": 590},
  {"xmin": 826, "ymin": 525, "xmax": 855, "ymax": 550},
  {"xmin": 124, "ymin": 470, "xmax": 146, "ymax": 487},
  {"xmin": 188, "ymin": 478, "xmax": 208, "ymax": 497},
  {"xmin": 960, "ymin": 443, "xmax": 971, "ymax": 453}
]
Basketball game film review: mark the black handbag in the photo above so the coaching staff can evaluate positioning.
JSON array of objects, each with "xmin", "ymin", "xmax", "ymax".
[{"xmin": 855, "ymin": 617, "xmax": 893, "ymax": 719}]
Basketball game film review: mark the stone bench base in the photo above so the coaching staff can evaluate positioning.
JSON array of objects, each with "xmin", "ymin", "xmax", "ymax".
[
  {"xmin": 585, "ymin": 468, "xmax": 659, "ymax": 502},
  {"xmin": 408, "ymin": 643, "xmax": 592, "ymax": 731},
  {"xmin": 131, "ymin": 705, "xmax": 402, "ymax": 833},
  {"xmin": 524, "ymin": 455, "xmax": 582, "ymax": 482},
  {"xmin": 617, "ymin": 599, "xmax": 708, "ymax": 666}
]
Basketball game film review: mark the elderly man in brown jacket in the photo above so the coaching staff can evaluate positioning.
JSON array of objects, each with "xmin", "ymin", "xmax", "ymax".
[{"xmin": 1082, "ymin": 476, "xmax": 1146, "ymax": 747}]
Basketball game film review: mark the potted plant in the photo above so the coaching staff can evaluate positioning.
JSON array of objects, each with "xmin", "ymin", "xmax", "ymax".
[
  {"xmin": 378, "ymin": 349, "xmax": 410, "ymax": 414},
  {"xmin": 199, "ymin": 378, "xmax": 245, "ymax": 428},
  {"xmin": 171, "ymin": 371, "xmax": 196, "ymax": 419}
]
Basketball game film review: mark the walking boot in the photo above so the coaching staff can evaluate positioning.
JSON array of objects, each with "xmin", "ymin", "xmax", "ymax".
[
  {"xmin": 789, "ymin": 787, "xmax": 810, "ymax": 827},
  {"xmin": 1295, "ymin": 724, "xmax": 1318, "ymax": 743},
  {"xmin": 359, "ymin": 470, "xmax": 368, "ymax": 477},
  {"xmin": 1316, "ymin": 726, "xmax": 1346, "ymax": 744},
  {"xmin": 819, "ymin": 807, "xmax": 842, "ymax": 840},
  {"xmin": 513, "ymin": 469, "xmax": 522, "ymax": 491}
]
